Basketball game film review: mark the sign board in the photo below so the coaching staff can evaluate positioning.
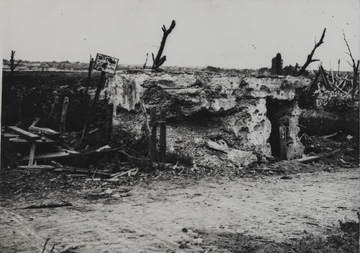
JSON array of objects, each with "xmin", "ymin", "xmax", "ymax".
[{"xmin": 93, "ymin": 53, "xmax": 119, "ymax": 74}]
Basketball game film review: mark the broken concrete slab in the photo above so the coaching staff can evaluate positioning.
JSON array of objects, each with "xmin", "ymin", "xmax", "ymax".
[
  {"xmin": 104, "ymin": 73, "xmax": 309, "ymax": 162},
  {"xmin": 227, "ymin": 149, "xmax": 258, "ymax": 167}
]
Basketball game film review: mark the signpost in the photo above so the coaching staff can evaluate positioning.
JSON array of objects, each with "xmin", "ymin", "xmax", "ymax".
[{"xmin": 80, "ymin": 53, "xmax": 118, "ymax": 148}]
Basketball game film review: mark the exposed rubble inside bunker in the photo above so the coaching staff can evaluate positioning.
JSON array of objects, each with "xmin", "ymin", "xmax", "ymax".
[{"xmin": 104, "ymin": 72, "xmax": 310, "ymax": 168}]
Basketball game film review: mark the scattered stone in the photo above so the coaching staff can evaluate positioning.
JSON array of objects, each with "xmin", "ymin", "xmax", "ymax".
[
  {"xmin": 206, "ymin": 140, "xmax": 229, "ymax": 153},
  {"xmin": 192, "ymin": 237, "xmax": 203, "ymax": 245},
  {"xmin": 105, "ymin": 189, "xmax": 113, "ymax": 194},
  {"xmin": 227, "ymin": 149, "xmax": 257, "ymax": 167},
  {"xmin": 194, "ymin": 137, "xmax": 206, "ymax": 147}
]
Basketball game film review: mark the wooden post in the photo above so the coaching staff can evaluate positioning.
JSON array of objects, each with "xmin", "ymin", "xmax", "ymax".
[
  {"xmin": 60, "ymin": 96, "xmax": 69, "ymax": 134},
  {"xmin": 149, "ymin": 107, "xmax": 157, "ymax": 162},
  {"xmin": 85, "ymin": 55, "xmax": 94, "ymax": 96},
  {"xmin": 48, "ymin": 96, "xmax": 58, "ymax": 119},
  {"xmin": 159, "ymin": 109, "xmax": 166, "ymax": 163},
  {"xmin": 105, "ymin": 103, "xmax": 113, "ymax": 143},
  {"xmin": 28, "ymin": 142, "xmax": 36, "ymax": 166},
  {"xmin": 80, "ymin": 71, "xmax": 106, "ymax": 147}
]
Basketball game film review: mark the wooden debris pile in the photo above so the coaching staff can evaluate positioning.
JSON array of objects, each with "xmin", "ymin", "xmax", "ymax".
[
  {"xmin": 304, "ymin": 65, "xmax": 359, "ymax": 104},
  {"xmin": 1, "ymin": 118, "xmax": 78, "ymax": 167}
]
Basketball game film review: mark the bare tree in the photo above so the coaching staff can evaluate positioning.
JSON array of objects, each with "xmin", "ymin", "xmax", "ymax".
[
  {"xmin": 296, "ymin": 28, "xmax": 326, "ymax": 76},
  {"xmin": 143, "ymin": 53, "xmax": 149, "ymax": 69},
  {"xmin": 4, "ymin": 50, "xmax": 23, "ymax": 120},
  {"xmin": 343, "ymin": 31, "xmax": 359, "ymax": 99},
  {"xmin": 152, "ymin": 20, "xmax": 176, "ymax": 70},
  {"xmin": 4, "ymin": 50, "xmax": 22, "ymax": 81}
]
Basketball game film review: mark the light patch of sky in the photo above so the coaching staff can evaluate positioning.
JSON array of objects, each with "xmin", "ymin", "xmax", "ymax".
[{"xmin": 2, "ymin": 0, "xmax": 359, "ymax": 71}]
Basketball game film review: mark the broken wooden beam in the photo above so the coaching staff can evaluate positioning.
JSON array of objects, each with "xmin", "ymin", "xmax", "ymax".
[
  {"xmin": 29, "ymin": 124, "xmax": 60, "ymax": 136},
  {"xmin": 320, "ymin": 132, "xmax": 338, "ymax": 139},
  {"xmin": 296, "ymin": 155, "xmax": 320, "ymax": 164},
  {"xmin": 21, "ymin": 150, "xmax": 71, "ymax": 161},
  {"xmin": 19, "ymin": 165, "xmax": 55, "ymax": 170},
  {"xmin": 53, "ymin": 167, "xmax": 111, "ymax": 177},
  {"xmin": 8, "ymin": 137, "xmax": 61, "ymax": 144},
  {"xmin": 8, "ymin": 126, "xmax": 40, "ymax": 140},
  {"xmin": 296, "ymin": 149, "xmax": 340, "ymax": 164},
  {"xmin": 48, "ymin": 96, "xmax": 59, "ymax": 119}
]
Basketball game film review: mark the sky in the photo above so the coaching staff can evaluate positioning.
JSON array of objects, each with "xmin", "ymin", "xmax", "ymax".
[{"xmin": 1, "ymin": 0, "xmax": 359, "ymax": 71}]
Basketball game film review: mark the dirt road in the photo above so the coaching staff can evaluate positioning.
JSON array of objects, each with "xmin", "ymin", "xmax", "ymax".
[{"xmin": 1, "ymin": 168, "xmax": 359, "ymax": 252}]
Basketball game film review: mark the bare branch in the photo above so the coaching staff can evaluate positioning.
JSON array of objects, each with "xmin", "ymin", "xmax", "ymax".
[
  {"xmin": 343, "ymin": 31, "xmax": 359, "ymax": 99},
  {"xmin": 152, "ymin": 20, "xmax": 176, "ymax": 70},
  {"xmin": 297, "ymin": 28, "xmax": 326, "ymax": 76},
  {"xmin": 14, "ymin": 60, "xmax": 22, "ymax": 68},
  {"xmin": 343, "ymin": 31, "xmax": 356, "ymax": 67}
]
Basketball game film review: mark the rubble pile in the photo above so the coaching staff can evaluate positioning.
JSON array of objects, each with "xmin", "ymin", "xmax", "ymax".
[{"xmin": 299, "ymin": 65, "xmax": 359, "ymax": 136}]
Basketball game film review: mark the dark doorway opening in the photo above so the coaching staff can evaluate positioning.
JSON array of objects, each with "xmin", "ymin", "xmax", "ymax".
[{"xmin": 266, "ymin": 98, "xmax": 292, "ymax": 158}]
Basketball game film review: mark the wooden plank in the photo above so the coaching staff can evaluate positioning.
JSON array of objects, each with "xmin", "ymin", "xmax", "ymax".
[
  {"xmin": 9, "ymin": 138, "xmax": 61, "ymax": 144},
  {"xmin": 8, "ymin": 126, "xmax": 40, "ymax": 140},
  {"xmin": 19, "ymin": 165, "xmax": 55, "ymax": 170},
  {"xmin": 296, "ymin": 156, "xmax": 320, "ymax": 164},
  {"xmin": 296, "ymin": 149, "xmax": 340, "ymax": 164},
  {"xmin": 54, "ymin": 167, "xmax": 111, "ymax": 177},
  {"xmin": 28, "ymin": 125, "xmax": 60, "ymax": 136},
  {"xmin": 2, "ymin": 133, "xmax": 19, "ymax": 138},
  {"xmin": 22, "ymin": 151, "xmax": 71, "ymax": 161}
]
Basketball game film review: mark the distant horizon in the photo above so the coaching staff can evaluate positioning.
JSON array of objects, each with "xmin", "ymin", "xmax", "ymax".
[{"xmin": 2, "ymin": 58, "xmax": 356, "ymax": 74}]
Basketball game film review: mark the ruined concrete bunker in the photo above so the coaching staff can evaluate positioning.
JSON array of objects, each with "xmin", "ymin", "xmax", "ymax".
[{"xmin": 103, "ymin": 72, "xmax": 310, "ymax": 163}]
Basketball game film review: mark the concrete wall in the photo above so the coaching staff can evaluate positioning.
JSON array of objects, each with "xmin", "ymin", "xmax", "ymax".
[{"xmin": 104, "ymin": 72, "xmax": 310, "ymax": 160}]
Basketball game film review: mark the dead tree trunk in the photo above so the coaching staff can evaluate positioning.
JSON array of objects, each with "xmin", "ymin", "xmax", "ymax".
[
  {"xmin": 297, "ymin": 28, "xmax": 326, "ymax": 76},
  {"xmin": 5, "ymin": 50, "xmax": 22, "ymax": 80},
  {"xmin": 343, "ymin": 32, "xmax": 360, "ymax": 100},
  {"xmin": 143, "ymin": 53, "xmax": 149, "ymax": 69},
  {"xmin": 152, "ymin": 20, "xmax": 176, "ymax": 70},
  {"xmin": 4, "ymin": 50, "xmax": 23, "ymax": 121}
]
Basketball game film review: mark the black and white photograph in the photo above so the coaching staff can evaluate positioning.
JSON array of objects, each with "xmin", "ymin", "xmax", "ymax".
[{"xmin": 1, "ymin": 0, "xmax": 359, "ymax": 252}]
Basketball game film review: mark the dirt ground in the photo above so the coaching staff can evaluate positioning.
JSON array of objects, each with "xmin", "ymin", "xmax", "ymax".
[{"xmin": 0, "ymin": 166, "xmax": 359, "ymax": 253}]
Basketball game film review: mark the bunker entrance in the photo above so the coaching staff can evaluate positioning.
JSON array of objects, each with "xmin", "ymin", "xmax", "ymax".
[{"xmin": 266, "ymin": 98, "xmax": 293, "ymax": 159}]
